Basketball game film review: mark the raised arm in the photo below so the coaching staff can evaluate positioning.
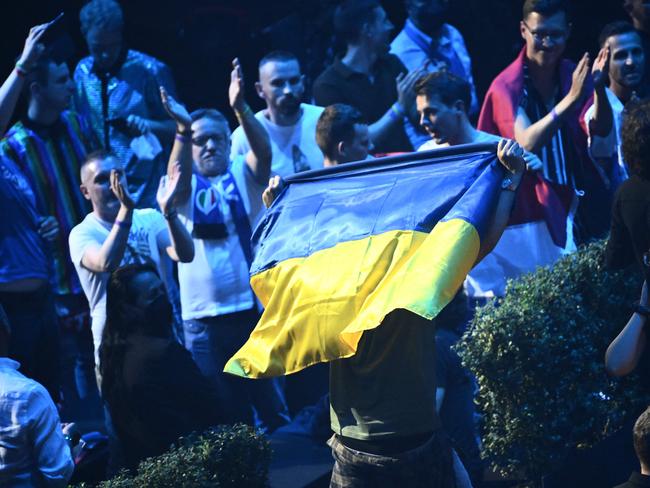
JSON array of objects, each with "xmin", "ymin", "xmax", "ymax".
[
  {"xmin": 160, "ymin": 87, "xmax": 193, "ymax": 204},
  {"xmin": 156, "ymin": 161, "xmax": 194, "ymax": 263},
  {"xmin": 605, "ymin": 282, "xmax": 648, "ymax": 376},
  {"xmin": 81, "ymin": 171, "xmax": 135, "ymax": 273},
  {"xmin": 0, "ymin": 24, "xmax": 46, "ymax": 135},
  {"xmin": 230, "ymin": 57, "xmax": 272, "ymax": 184},
  {"xmin": 368, "ymin": 68, "xmax": 424, "ymax": 148},
  {"xmin": 588, "ymin": 45, "xmax": 614, "ymax": 139},
  {"xmin": 514, "ymin": 53, "xmax": 591, "ymax": 153},
  {"xmin": 475, "ymin": 139, "xmax": 526, "ymax": 264}
]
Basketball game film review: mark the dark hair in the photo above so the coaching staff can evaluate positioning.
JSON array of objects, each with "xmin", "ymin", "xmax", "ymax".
[
  {"xmin": 414, "ymin": 71, "xmax": 472, "ymax": 113},
  {"xmin": 598, "ymin": 20, "xmax": 638, "ymax": 48},
  {"xmin": 258, "ymin": 51, "xmax": 300, "ymax": 71},
  {"xmin": 316, "ymin": 104, "xmax": 365, "ymax": 160},
  {"xmin": 80, "ymin": 0, "xmax": 124, "ymax": 38},
  {"xmin": 99, "ymin": 264, "xmax": 160, "ymax": 399},
  {"xmin": 333, "ymin": 0, "xmax": 381, "ymax": 45},
  {"xmin": 634, "ymin": 406, "xmax": 650, "ymax": 467},
  {"xmin": 622, "ymin": 98, "xmax": 650, "ymax": 180},
  {"xmin": 190, "ymin": 108, "xmax": 229, "ymax": 126},
  {"xmin": 24, "ymin": 51, "xmax": 62, "ymax": 100},
  {"xmin": 522, "ymin": 0, "xmax": 569, "ymax": 20}
]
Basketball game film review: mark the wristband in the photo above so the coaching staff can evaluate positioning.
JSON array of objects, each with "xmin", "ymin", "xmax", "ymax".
[
  {"xmin": 163, "ymin": 208, "xmax": 178, "ymax": 220},
  {"xmin": 114, "ymin": 219, "xmax": 131, "ymax": 229},
  {"xmin": 175, "ymin": 132, "xmax": 190, "ymax": 143},
  {"xmin": 234, "ymin": 104, "xmax": 254, "ymax": 120},
  {"xmin": 550, "ymin": 108, "xmax": 559, "ymax": 123},
  {"xmin": 388, "ymin": 102, "xmax": 405, "ymax": 122},
  {"xmin": 15, "ymin": 62, "xmax": 29, "ymax": 78},
  {"xmin": 633, "ymin": 302, "xmax": 650, "ymax": 318}
]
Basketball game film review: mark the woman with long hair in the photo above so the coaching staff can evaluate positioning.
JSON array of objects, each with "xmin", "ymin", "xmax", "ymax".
[{"xmin": 100, "ymin": 264, "xmax": 224, "ymax": 470}]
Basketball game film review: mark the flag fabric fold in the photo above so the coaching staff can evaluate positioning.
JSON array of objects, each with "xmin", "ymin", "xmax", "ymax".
[{"xmin": 225, "ymin": 143, "xmax": 504, "ymax": 378}]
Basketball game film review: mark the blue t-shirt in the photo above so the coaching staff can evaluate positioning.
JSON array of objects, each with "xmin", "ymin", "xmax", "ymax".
[{"xmin": 0, "ymin": 156, "xmax": 49, "ymax": 284}]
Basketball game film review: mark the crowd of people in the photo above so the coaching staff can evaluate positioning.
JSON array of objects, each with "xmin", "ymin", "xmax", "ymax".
[{"xmin": 1, "ymin": 0, "xmax": 650, "ymax": 486}]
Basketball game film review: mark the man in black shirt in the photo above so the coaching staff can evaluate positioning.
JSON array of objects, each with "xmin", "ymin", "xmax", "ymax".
[{"xmin": 313, "ymin": 0, "xmax": 424, "ymax": 154}]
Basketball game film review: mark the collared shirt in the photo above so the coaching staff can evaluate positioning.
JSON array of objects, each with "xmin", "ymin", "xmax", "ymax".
[
  {"xmin": 391, "ymin": 19, "xmax": 478, "ymax": 115},
  {"xmin": 313, "ymin": 54, "xmax": 414, "ymax": 153},
  {"xmin": 0, "ymin": 112, "xmax": 94, "ymax": 295},
  {"xmin": 74, "ymin": 49, "xmax": 177, "ymax": 208},
  {"xmin": 0, "ymin": 358, "xmax": 74, "ymax": 487}
]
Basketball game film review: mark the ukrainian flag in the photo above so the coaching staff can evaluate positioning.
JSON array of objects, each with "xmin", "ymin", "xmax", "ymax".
[{"xmin": 226, "ymin": 143, "xmax": 504, "ymax": 378}]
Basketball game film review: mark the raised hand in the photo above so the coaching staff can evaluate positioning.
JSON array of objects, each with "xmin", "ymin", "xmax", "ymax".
[
  {"xmin": 229, "ymin": 57, "xmax": 246, "ymax": 112},
  {"xmin": 110, "ymin": 169, "xmax": 135, "ymax": 210},
  {"xmin": 157, "ymin": 161, "xmax": 182, "ymax": 214},
  {"xmin": 37, "ymin": 216, "xmax": 59, "ymax": 242},
  {"xmin": 497, "ymin": 139, "xmax": 526, "ymax": 175},
  {"xmin": 262, "ymin": 175, "xmax": 284, "ymax": 208},
  {"xmin": 396, "ymin": 67, "xmax": 426, "ymax": 113},
  {"xmin": 567, "ymin": 52, "xmax": 591, "ymax": 105},
  {"xmin": 592, "ymin": 44, "xmax": 610, "ymax": 90},
  {"xmin": 18, "ymin": 24, "xmax": 47, "ymax": 71},
  {"xmin": 160, "ymin": 86, "xmax": 191, "ymax": 132}
]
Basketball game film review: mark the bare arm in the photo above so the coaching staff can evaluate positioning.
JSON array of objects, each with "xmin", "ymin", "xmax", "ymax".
[
  {"xmin": 605, "ymin": 282, "xmax": 648, "ymax": 376},
  {"xmin": 0, "ymin": 24, "xmax": 46, "ymax": 135},
  {"xmin": 514, "ymin": 53, "xmax": 591, "ymax": 153},
  {"xmin": 160, "ymin": 87, "xmax": 193, "ymax": 204},
  {"xmin": 369, "ymin": 68, "xmax": 425, "ymax": 148},
  {"xmin": 589, "ymin": 45, "xmax": 613, "ymax": 138},
  {"xmin": 81, "ymin": 171, "xmax": 135, "ymax": 273},
  {"xmin": 157, "ymin": 161, "xmax": 194, "ymax": 262},
  {"xmin": 475, "ymin": 139, "xmax": 526, "ymax": 264},
  {"xmin": 230, "ymin": 57, "xmax": 272, "ymax": 184}
]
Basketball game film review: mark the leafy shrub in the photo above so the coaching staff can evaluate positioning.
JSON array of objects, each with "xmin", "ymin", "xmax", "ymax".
[
  {"xmin": 456, "ymin": 240, "xmax": 650, "ymax": 480},
  {"xmin": 80, "ymin": 424, "xmax": 271, "ymax": 487}
]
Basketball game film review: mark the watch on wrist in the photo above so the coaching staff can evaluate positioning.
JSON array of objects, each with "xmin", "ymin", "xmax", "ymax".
[{"xmin": 501, "ymin": 175, "xmax": 520, "ymax": 192}]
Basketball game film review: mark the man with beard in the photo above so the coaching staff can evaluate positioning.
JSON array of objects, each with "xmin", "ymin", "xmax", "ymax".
[
  {"xmin": 313, "ymin": 0, "xmax": 423, "ymax": 154},
  {"xmin": 230, "ymin": 52, "xmax": 324, "ymax": 176},
  {"xmin": 584, "ymin": 21, "xmax": 646, "ymax": 177},
  {"xmin": 478, "ymin": 0, "xmax": 617, "ymax": 242},
  {"xmin": 390, "ymin": 0, "xmax": 479, "ymax": 116},
  {"xmin": 162, "ymin": 59, "xmax": 290, "ymax": 430},
  {"xmin": 74, "ymin": 0, "xmax": 177, "ymax": 209}
]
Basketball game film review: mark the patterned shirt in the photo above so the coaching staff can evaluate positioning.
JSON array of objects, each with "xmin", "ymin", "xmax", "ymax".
[
  {"xmin": 1, "ymin": 112, "xmax": 95, "ymax": 295},
  {"xmin": 74, "ymin": 49, "xmax": 177, "ymax": 208}
]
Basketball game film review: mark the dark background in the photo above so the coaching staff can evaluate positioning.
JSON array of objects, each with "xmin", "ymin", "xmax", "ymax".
[{"xmin": 0, "ymin": 0, "xmax": 628, "ymax": 127}]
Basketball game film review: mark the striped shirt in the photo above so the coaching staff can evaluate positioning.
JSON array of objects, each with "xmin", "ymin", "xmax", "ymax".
[{"xmin": 0, "ymin": 111, "xmax": 95, "ymax": 295}]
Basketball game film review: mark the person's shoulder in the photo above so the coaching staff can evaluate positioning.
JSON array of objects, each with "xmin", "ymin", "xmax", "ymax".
[
  {"xmin": 417, "ymin": 139, "xmax": 444, "ymax": 152},
  {"xmin": 75, "ymin": 56, "xmax": 94, "ymax": 75},
  {"xmin": 69, "ymin": 213, "xmax": 99, "ymax": 239},
  {"xmin": 443, "ymin": 23, "xmax": 465, "ymax": 41},
  {"xmin": 125, "ymin": 49, "xmax": 170, "ymax": 75},
  {"xmin": 301, "ymin": 103, "xmax": 325, "ymax": 122}
]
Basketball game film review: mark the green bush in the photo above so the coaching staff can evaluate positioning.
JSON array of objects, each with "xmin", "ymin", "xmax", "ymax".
[
  {"xmin": 456, "ymin": 240, "xmax": 650, "ymax": 480},
  {"xmin": 81, "ymin": 424, "xmax": 271, "ymax": 487}
]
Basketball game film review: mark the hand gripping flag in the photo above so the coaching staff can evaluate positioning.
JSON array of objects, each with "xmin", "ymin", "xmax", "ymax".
[{"xmin": 225, "ymin": 143, "xmax": 505, "ymax": 378}]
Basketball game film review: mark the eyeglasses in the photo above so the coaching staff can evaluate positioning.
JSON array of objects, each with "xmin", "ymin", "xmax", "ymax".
[
  {"xmin": 192, "ymin": 133, "xmax": 228, "ymax": 147},
  {"xmin": 522, "ymin": 21, "xmax": 568, "ymax": 44}
]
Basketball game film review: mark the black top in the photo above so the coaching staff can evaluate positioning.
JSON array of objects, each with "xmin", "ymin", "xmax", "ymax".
[
  {"xmin": 312, "ymin": 54, "xmax": 414, "ymax": 154},
  {"xmin": 106, "ymin": 335, "xmax": 224, "ymax": 470},
  {"xmin": 606, "ymin": 175, "xmax": 650, "ymax": 280},
  {"xmin": 614, "ymin": 472, "xmax": 650, "ymax": 488},
  {"xmin": 435, "ymin": 327, "xmax": 482, "ymax": 478}
]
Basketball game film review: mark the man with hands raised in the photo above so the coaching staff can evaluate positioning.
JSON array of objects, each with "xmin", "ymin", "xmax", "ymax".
[
  {"xmin": 162, "ymin": 58, "xmax": 289, "ymax": 429},
  {"xmin": 69, "ymin": 117, "xmax": 194, "ymax": 366}
]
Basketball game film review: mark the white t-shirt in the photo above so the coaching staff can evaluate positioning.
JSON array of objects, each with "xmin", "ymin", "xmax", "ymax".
[
  {"xmin": 69, "ymin": 209, "xmax": 168, "ymax": 354},
  {"xmin": 583, "ymin": 87, "xmax": 626, "ymax": 178},
  {"xmin": 230, "ymin": 103, "xmax": 325, "ymax": 177},
  {"xmin": 177, "ymin": 156, "xmax": 266, "ymax": 320}
]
